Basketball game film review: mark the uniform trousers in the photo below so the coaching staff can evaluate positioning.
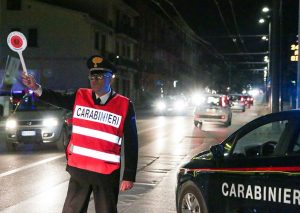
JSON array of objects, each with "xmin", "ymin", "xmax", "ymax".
[{"xmin": 62, "ymin": 169, "xmax": 120, "ymax": 213}]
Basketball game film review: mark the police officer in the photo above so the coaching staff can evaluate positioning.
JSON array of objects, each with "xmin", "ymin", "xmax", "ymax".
[{"xmin": 22, "ymin": 55, "xmax": 138, "ymax": 213}]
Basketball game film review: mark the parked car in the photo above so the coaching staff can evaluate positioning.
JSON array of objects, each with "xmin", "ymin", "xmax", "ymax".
[
  {"xmin": 176, "ymin": 110, "xmax": 300, "ymax": 213},
  {"xmin": 5, "ymin": 92, "xmax": 72, "ymax": 151},
  {"xmin": 194, "ymin": 94, "xmax": 232, "ymax": 127},
  {"xmin": 229, "ymin": 94, "xmax": 246, "ymax": 112}
]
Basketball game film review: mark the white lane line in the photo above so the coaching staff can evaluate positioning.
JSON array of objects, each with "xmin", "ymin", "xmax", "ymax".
[
  {"xmin": 134, "ymin": 182, "xmax": 156, "ymax": 186},
  {"xmin": 0, "ymin": 122, "xmax": 168, "ymax": 178},
  {"xmin": 137, "ymin": 124, "xmax": 166, "ymax": 134},
  {"xmin": 0, "ymin": 154, "xmax": 65, "ymax": 178}
]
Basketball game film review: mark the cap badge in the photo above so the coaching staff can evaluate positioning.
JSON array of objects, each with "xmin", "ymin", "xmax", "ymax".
[{"xmin": 92, "ymin": 57, "xmax": 103, "ymax": 68}]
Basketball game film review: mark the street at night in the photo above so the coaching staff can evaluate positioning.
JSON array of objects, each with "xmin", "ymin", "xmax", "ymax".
[
  {"xmin": 0, "ymin": 96, "xmax": 268, "ymax": 213},
  {"xmin": 0, "ymin": 0, "xmax": 299, "ymax": 212}
]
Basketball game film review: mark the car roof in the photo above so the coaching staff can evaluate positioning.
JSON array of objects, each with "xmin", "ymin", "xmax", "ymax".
[
  {"xmin": 247, "ymin": 109, "xmax": 300, "ymax": 123},
  {"xmin": 229, "ymin": 94, "xmax": 243, "ymax": 96},
  {"xmin": 204, "ymin": 94, "xmax": 225, "ymax": 97}
]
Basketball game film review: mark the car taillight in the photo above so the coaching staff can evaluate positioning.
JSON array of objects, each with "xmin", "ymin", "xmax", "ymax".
[
  {"xmin": 66, "ymin": 118, "xmax": 73, "ymax": 125},
  {"xmin": 221, "ymin": 96, "xmax": 228, "ymax": 107}
]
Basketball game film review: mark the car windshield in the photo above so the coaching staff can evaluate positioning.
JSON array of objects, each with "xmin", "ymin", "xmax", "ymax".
[
  {"xmin": 230, "ymin": 95, "xmax": 241, "ymax": 101},
  {"xmin": 13, "ymin": 93, "xmax": 60, "ymax": 112},
  {"xmin": 164, "ymin": 96, "xmax": 175, "ymax": 103},
  {"xmin": 206, "ymin": 96, "xmax": 220, "ymax": 106},
  {"xmin": 161, "ymin": 95, "xmax": 185, "ymax": 103}
]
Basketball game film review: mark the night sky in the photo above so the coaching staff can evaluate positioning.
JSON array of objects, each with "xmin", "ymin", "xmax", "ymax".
[
  {"xmin": 152, "ymin": 0, "xmax": 298, "ymax": 93},
  {"xmin": 169, "ymin": 0, "xmax": 298, "ymax": 61}
]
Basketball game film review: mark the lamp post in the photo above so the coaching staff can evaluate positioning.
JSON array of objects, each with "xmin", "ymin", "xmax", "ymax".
[
  {"xmin": 259, "ymin": 1, "xmax": 281, "ymax": 113},
  {"xmin": 269, "ymin": 0, "xmax": 281, "ymax": 113},
  {"xmin": 259, "ymin": 8, "xmax": 271, "ymax": 105}
]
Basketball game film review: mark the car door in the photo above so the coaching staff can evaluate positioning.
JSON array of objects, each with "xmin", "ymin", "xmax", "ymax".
[{"xmin": 207, "ymin": 112, "xmax": 300, "ymax": 213}]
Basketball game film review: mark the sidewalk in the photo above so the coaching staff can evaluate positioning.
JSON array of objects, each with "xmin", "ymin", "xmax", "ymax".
[
  {"xmin": 117, "ymin": 137, "xmax": 212, "ymax": 213},
  {"xmin": 256, "ymin": 103, "xmax": 271, "ymax": 116},
  {"xmin": 118, "ymin": 100, "xmax": 270, "ymax": 213}
]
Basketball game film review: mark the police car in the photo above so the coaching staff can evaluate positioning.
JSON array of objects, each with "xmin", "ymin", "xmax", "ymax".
[{"xmin": 176, "ymin": 110, "xmax": 300, "ymax": 213}]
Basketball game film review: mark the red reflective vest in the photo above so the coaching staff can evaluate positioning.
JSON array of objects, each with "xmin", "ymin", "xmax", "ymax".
[{"xmin": 66, "ymin": 89, "xmax": 129, "ymax": 174}]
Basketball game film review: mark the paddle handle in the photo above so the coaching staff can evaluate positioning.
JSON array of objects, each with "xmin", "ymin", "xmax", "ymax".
[{"xmin": 18, "ymin": 51, "xmax": 27, "ymax": 75}]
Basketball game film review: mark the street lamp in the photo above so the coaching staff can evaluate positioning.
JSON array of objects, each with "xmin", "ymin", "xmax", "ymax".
[
  {"xmin": 262, "ymin": 7, "xmax": 270, "ymax": 13},
  {"xmin": 259, "ymin": 18, "xmax": 266, "ymax": 24},
  {"xmin": 259, "ymin": 10, "xmax": 271, "ymax": 104},
  {"xmin": 259, "ymin": 4, "xmax": 281, "ymax": 113},
  {"xmin": 261, "ymin": 36, "xmax": 268, "ymax": 41}
]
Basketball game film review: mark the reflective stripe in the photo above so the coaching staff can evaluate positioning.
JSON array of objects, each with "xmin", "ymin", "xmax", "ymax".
[
  {"xmin": 186, "ymin": 166, "xmax": 300, "ymax": 173},
  {"xmin": 71, "ymin": 144, "xmax": 120, "ymax": 163},
  {"xmin": 72, "ymin": 125, "xmax": 121, "ymax": 145}
]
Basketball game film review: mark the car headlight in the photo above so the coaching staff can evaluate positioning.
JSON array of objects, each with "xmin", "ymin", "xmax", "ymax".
[
  {"xmin": 192, "ymin": 94, "xmax": 205, "ymax": 106},
  {"xmin": 174, "ymin": 100, "xmax": 186, "ymax": 110},
  {"xmin": 43, "ymin": 118, "xmax": 58, "ymax": 127},
  {"xmin": 156, "ymin": 101, "xmax": 166, "ymax": 110},
  {"xmin": 6, "ymin": 119, "xmax": 17, "ymax": 129}
]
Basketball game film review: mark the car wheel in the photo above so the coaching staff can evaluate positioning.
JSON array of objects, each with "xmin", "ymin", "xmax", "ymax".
[
  {"xmin": 6, "ymin": 140, "xmax": 17, "ymax": 152},
  {"xmin": 56, "ymin": 127, "xmax": 69, "ymax": 151},
  {"xmin": 224, "ymin": 117, "xmax": 232, "ymax": 127},
  {"xmin": 178, "ymin": 181, "xmax": 208, "ymax": 213},
  {"xmin": 194, "ymin": 121, "xmax": 202, "ymax": 128}
]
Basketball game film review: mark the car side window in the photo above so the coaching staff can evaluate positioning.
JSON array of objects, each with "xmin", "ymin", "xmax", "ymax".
[
  {"xmin": 232, "ymin": 120, "xmax": 288, "ymax": 158},
  {"xmin": 288, "ymin": 130, "xmax": 300, "ymax": 155}
]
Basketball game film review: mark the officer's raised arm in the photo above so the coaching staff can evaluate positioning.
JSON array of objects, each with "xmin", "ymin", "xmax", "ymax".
[{"xmin": 21, "ymin": 73, "xmax": 42, "ymax": 96}]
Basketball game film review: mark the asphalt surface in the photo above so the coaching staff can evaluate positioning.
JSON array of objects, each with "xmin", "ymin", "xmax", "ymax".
[
  {"xmin": 118, "ymin": 99, "xmax": 271, "ymax": 213},
  {"xmin": 120, "ymin": 101, "xmax": 271, "ymax": 213},
  {"xmin": 0, "ymin": 97, "xmax": 272, "ymax": 213}
]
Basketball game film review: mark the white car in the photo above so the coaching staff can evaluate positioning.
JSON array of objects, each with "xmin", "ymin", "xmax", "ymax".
[
  {"xmin": 194, "ymin": 94, "xmax": 232, "ymax": 127},
  {"xmin": 229, "ymin": 94, "xmax": 246, "ymax": 112}
]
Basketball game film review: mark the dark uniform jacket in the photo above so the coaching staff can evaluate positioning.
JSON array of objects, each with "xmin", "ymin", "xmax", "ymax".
[{"xmin": 38, "ymin": 88, "xmax": 138, "ymax": 183}]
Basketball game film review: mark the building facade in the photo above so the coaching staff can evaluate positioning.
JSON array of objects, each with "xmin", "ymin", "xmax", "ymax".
[
  {"xmin": 126, "ymin": 0, "xmax": 203, "ymax": 105},
  {"xmin": 0, "ymin": 0, "xmax": 139, "ymax": 100},
  {"xmin": 0, "ymin": 0, "xmax": 204, "ymax": 105}
]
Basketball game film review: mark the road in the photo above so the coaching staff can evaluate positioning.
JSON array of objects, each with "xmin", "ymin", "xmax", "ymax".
[{"xmin": 0, "ymin": 98, "xmax": 269, "ymax": 213}]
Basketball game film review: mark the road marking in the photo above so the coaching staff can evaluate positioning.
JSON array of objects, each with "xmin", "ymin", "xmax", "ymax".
[
  {"xmin": 137, "ymin": 124, "xmax": 167, "ymax": 134},
  {"xmin": 0, "ymin": 124, "xmax": 163, "ymax": 178},
  {"xmin": 0, "ymin": 121, "xmax": 169, "ymax": 178},
  {"xmin": 0, "ymin": 154, "xmax": 64, "ymax": 178},
  {"xmin": 134, "ymin": 182, "xmax": 156, "ymax": 186}
]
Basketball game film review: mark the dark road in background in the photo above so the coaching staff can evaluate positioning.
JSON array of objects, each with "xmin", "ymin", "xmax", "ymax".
[{"xmin": 0, "ymin": 95, "xmax": 268, "ymax": 213}]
